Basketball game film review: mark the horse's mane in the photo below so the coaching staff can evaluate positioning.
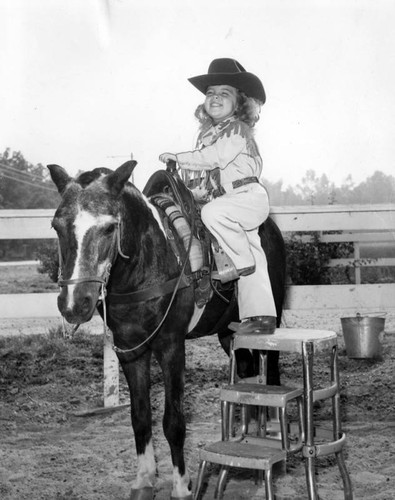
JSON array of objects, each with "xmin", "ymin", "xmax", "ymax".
[{"xmin": 76, "ymin": 168, "xmax": 114, "ymax": 188}]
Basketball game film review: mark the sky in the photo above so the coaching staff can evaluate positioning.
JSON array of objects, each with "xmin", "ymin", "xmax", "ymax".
[{"xmin": 1, "ymin": 0, "xmax": 394, "ymax": 191}]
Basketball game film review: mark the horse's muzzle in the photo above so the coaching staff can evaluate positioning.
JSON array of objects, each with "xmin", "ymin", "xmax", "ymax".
[{"xmin": 57, "ymin": 283, "xmax": 100, "ymax": 324}]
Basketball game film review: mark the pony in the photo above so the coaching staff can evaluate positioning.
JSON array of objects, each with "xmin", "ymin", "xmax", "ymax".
[{"xmin": 48, "ymin": 161, "xmax": 286, "ymax": 500}]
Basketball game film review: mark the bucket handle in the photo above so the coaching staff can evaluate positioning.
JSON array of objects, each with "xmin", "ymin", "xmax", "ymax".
[{"xmin": 356, "ymin": 311, "xmax": 387, "ymax": 319}]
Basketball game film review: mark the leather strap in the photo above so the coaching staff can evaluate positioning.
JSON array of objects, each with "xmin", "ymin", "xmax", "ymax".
[
  {"xmin": 213, "ymin": 176, "xmax": 259, "ymax": 198},
  {"xmin": 232, "ymin": 176, "xmax": 258, "ymax": 189},
  {"xmin": 107, "ymin": 274, "xmax": 192, "ymax": 304}
]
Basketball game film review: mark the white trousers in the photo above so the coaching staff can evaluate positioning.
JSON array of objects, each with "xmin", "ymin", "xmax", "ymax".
[{"xmin": 201, "ymin": 184, "xmax": 277, "ymax": 319}]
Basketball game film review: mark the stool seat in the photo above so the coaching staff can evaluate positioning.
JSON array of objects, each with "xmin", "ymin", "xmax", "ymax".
[
  {"xmin": 230, "ymin": 325, "xmax": 337, "ymax": 354},
  {"xmin": 199, "ymin": 439, "xmax": 286, "ymax": 469},
  {"xmin": 221, "ymin": 383, "xmax": 303, "ymax": 407}
]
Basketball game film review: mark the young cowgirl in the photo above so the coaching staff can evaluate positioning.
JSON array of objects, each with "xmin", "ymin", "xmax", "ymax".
[{"xmin": 159, "ymin": 58, "xmax": 276, "ymax": 335}]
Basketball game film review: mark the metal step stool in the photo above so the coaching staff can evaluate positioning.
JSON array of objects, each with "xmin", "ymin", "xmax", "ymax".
[{"xmin": 194, "ymin": 327, "xmax": 353, "ymax": 500}]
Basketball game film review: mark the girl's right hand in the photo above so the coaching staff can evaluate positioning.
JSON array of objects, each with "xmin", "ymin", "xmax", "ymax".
[{"xmin": 159, "ymin": 153, "xmax": 177, "ymax": 164}]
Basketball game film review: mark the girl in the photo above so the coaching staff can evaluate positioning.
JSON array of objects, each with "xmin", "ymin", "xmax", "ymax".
[{"xmin": 159, "ymin": 58, "xmax": 276, "ymax": 335}]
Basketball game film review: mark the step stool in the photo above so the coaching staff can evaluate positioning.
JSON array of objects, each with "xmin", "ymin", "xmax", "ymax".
[
  {"xmin": 194, "ymin": 327, "xmax": 353, "ymax": 500},
  {"xmin": 194, "ymin": 331, "xmax": 305, "ymax": 500}
]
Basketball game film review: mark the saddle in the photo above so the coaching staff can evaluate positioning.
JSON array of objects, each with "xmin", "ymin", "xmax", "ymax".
[{"xmin": 143, "ymin": 168, "xmax": 238, "ymax": 308}]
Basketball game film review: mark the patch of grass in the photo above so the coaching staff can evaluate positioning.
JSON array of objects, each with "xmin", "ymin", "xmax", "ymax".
[
  {"xmin": 0, "ymin": 264, "xmax": 58, "ymax": 294},
  {"xmin": 0, "ymin": 328, "xmax": 103, "ymax": 392}
]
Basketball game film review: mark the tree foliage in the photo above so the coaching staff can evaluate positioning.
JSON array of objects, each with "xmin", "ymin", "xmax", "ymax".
[
  {"xmin": 0, "ymin": 149, "xmax": 60, "ymax": 209},
  {"xmin": 36, "ymin": 241, "xmax": 59, "ymax": 283},
  {"xmin": 264, "ymin": 169, "xmax": 395, "ymax": 206}
]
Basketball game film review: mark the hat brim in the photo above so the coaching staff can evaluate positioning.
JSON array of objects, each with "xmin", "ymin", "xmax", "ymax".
[{"xmin": 188, "ymin": 72, "xmax": 266, "ymax": 104}]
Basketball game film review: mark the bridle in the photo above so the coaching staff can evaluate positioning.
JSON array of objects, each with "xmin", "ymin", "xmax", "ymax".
[
  {"xmin": 57, "ymin": 216, "xmax": 193, "ymax": 354},
  {"xmin": 57, "ymin": 220, "xmax": 120, "ymax": 339}
]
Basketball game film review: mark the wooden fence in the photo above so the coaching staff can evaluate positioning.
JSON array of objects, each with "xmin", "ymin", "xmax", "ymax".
[
  {"xmin": 1, "ymin": 204, "xmax": 394, "ymax": 314},
  {"xmin": 1, "ymin": 204, "xmax": 394, "ymax": 408}
]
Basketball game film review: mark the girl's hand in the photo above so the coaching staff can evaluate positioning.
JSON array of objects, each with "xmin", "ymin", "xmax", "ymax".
[{"xmin": 159, "ymin": 153, "xmax": 177, "ymax": 164}]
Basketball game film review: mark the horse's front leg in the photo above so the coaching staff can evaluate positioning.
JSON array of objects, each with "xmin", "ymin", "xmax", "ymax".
[
  {"xmin": 155, "ymin": 336, "xmax": 192, "ymax": 500},
  {"xmin": 119, "ymin": 351, "xmax": 156, "ymax": 500}
]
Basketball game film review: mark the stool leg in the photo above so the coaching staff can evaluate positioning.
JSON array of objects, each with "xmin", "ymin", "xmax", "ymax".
[
  {"xmin": 241, "ymin": 404, "xmax": 249, "ymax": 435},
  {"xmin": 194, "ymin": 460, "xmax": 208, "ymax": 500},
  {"xmin": 256, "ymin": 408, "xmax": 266, "ymax": 487},
  {"xmin": 295, "ymin": 395, "xmax": 305, "ymax": 452},
  {"xmin": 228, "ymin": 341, "xmax": 237, "ymax": 438},
  {"xmin": 215, "ymin": 465, "xmax": 230, "ymax": 499},
  {"xmin": 279, "ymin": 406, "xmax": 289, "ymax": 451},
  {"xmin": 302, "ymin": 341, "xmax": 319, "ymax": 500},
  {"xmin": 221, "ymin": 400, "xmax": 230, "ymax": 441},
  {"xmin": 332, "ymin": 345, "xmax": 353, "ymax": 500},
  {"xmin": 229, "ymin": 403, "xmax": 236, "ymax": 437},
  {"xmin": 265, "ymin": 467, "xmax": 275, "ymax": 500}
]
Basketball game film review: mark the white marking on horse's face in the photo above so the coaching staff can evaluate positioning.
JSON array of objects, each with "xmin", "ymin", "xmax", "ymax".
[
  {"xmin": 65, "ymin": 208, "xmax": 117, "ymax": 309},
  {"xmin": 132, "ymin": 439, "xmax": 156, "ymax": 489},
  {"xmin": 172, "ymin": 466, "xmax": 192, "ymax": 498}
]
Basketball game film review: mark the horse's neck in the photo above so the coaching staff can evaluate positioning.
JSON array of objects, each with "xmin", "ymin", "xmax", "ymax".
[{"xmin": 116, "ymin": 190, "xmax": 177, "ymax": 284}]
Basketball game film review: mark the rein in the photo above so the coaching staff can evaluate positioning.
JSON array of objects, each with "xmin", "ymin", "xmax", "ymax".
[
  {"xmin": 110, "ymin": 207, "xmax": 195, "ymax": 354},
  {"xmin": 58, "ymin": 215, "xmax": 194, "ymax": 354}
]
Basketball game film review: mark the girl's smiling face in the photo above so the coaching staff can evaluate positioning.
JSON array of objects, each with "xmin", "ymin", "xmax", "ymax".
[{"xmin": 204, "ymin": 85, "xmax": 238, "ymax": 124}]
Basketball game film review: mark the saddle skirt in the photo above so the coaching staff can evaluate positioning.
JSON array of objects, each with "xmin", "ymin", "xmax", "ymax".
[{"xmin": 143, "ymin": 169, "xmax": 238, "ymax": 307}]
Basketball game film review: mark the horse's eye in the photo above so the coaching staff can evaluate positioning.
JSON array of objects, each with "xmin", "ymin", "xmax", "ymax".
[{"xmin": 103, "ymin": 223, "xmax": 116, "ymax": 236}]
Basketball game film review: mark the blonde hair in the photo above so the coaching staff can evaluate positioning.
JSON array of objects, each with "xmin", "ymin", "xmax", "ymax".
[{"xmin": 194, "ymin": 91, "xmax": 263, "ymax": 130}]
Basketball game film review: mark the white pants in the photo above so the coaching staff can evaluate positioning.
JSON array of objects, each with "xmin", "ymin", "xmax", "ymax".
[{"xmin": 201, "ymin": 184, "xmax": 277, "ymax": 319}]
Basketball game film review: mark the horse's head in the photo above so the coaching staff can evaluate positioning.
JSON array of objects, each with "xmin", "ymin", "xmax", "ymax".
[{"xmin": 48, "ymin": 161, "xmax": 137, "ymax": 324}]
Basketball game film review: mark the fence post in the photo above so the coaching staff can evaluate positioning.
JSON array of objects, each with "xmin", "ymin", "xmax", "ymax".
[
  {"xmin": 354, "ymin": 242, "xmax": 361, "ymax": 285},
  {"xmin": 103, "ymin": 331, "xmax": 119, "ymax": 407}
]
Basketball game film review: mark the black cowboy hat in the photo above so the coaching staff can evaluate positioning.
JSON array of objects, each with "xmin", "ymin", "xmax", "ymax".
[{"xmin": 188, "ymin": 58, "xmax": 266, "ymax": 104}]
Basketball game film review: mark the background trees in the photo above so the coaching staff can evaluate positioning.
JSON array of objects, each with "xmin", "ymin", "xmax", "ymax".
[
  {"xmin": 0, "ymin": 149, "xmax": 60, "ymax": 209},
  {"xmin": 0, "ymin": 147, "xmax": 394, "ymax": 208},
  {"xmin": 263, "ymin": 169, "xmax": 395, "ymax": 206}
]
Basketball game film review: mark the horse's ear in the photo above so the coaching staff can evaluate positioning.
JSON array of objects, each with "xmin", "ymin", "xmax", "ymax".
[
  {"xmin": 106, "ymin": 160, "xmax": 137, "ymax": 196},
  {"xmin": 47, "ymin": 164, "xmax": 71, "ymax": 195}
]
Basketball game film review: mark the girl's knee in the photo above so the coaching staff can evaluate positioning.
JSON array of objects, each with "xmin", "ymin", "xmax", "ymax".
[{"xmin": 201, "ymin": 203, "xmax": 214, "ymax": 226}]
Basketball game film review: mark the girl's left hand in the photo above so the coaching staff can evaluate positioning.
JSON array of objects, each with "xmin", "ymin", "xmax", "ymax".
[{"xmin": 159, "ymin": 153, "xmax": 177, "ymax": 164}]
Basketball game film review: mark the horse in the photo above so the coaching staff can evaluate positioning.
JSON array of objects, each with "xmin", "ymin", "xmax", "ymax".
[{"xmin": 48, "ymin": 160, "xmax": 286, "ymax": 500}]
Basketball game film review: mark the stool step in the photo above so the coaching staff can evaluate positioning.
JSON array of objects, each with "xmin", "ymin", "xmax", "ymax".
[
  {"xmin": 221, "ymin": 383, "xmax": 303, "ymax": 407},
  {"xmin": 199, "ymin": 440, "xmax": 286, "ymax": 470}
]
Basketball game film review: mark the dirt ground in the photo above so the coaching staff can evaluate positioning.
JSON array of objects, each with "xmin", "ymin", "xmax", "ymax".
[{"xmin": 0, "ymin": 310, "xmax": 395, "ymax": 500}]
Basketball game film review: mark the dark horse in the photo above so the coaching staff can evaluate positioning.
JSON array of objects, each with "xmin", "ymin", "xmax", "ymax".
[{"xmin": 48, "ymin": 161, "xmax": 286, "ymax": 500}]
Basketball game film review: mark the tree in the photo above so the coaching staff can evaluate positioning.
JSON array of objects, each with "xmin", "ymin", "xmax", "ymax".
[
  {"xmin": 348, "ymin": 171, "xmax": 395, "ymax": 204},
  {"xmin": 265, "ymin": 169, "xmax": 395, "ymax": 206},
  {"xmin": 295, "ymin": 170, "xmax": 337, "ymax": 205},
  {"xmin": 0, "ymin": 149, "xmax": 60, "ymax": 209}
]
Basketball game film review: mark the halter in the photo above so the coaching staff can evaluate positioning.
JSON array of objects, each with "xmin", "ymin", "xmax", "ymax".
[{"xmin": 57, "ymin": 216, "xmax": 193, "ymax": 354}]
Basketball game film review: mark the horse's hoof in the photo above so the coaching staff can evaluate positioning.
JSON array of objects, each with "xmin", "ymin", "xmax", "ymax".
[
  {"xmin": 170, "ymin": 495, "xmax": 193, "ymax": 500},
  {"xmin": 130, "ymin": 486, "xmax": 154, "ymax": 500}
]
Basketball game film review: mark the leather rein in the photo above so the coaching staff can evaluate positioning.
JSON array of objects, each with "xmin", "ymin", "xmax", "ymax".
[{"xmin": 58, "ymin": 218, "xmax": 193, "ymax": 354}]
